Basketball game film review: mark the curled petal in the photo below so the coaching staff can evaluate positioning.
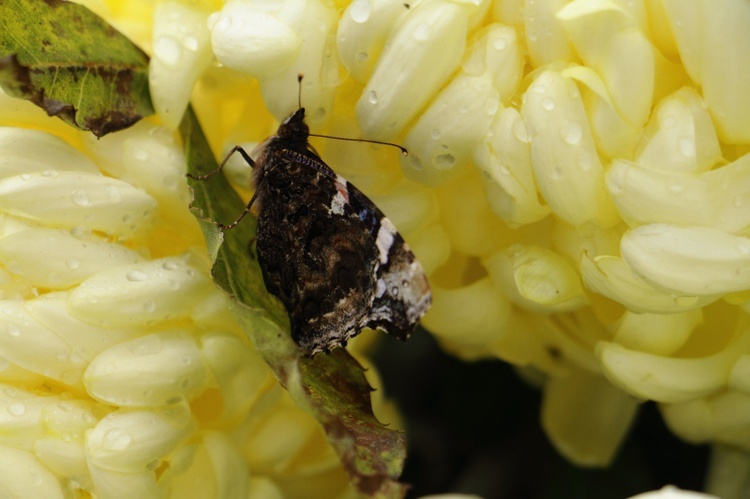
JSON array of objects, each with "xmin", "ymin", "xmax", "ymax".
[
  {"xmin": 607, "ymin": 155, "xmax": 750, "ymax": 234},
  {"xmin": 558, "ymin": 0, "xmax": 653, "ymax": 128},
  {"xmin": 67, "ymin": 257, "xmax": 214, "ymax": 327},
  {"xmin": 0, "ymin": 226, "xmax": 144, "ymax": 289},
  {"xmin": 208, "ymin": 2, "xmax": 299, "ymax": 80},
  {"xmin": 597, "ymin": 326, "xmax": 750, "ymax": 403},
  {"xmin": 542, "ymin": 370, "xmax": 639, "ymax": 467},
  {"xmin": 150, "ymin": 2, "xmax": 213, "ymax": 129},
  {"xmin": 356, "ymin": 0, "xmax": 478, "ymax": 140},
  {"xmin": 84, "ymin": 331, "xmax": 209, "ymax": 407},
  {"xmin": 522, "ymin": 70, "xmax": 619, "ymax": 232},
  {"xmin": 86, "ymin": 405, "xmax": 194, "ymax": 473},
  {"xmin": 0, "ymin": 171, "xmax": 157, "ymax": 240},
  {"xmin": 337, "ymin": 0, "xmax": 411, "ymax": 82},
  {"xmin": 0, "ymin": 128, "xmax": 98, "ymax": 179},
  {"xmin": 0, "ymin": 444, "xmax": 65, "ymax": 498},
  {"xmin": 620, "ymin": 224, "xmax": 750, "ymax": 296},
  {"xmin": 473, "ymin": 107, "xmax": 550, "ymax": 226},
  {"xmin": 580, "ymin": 254, "xmax": 719, "ymax": 314},
  {"xmin": 485, "ymin": 244, "xmax": 586, "ymax": 313}
]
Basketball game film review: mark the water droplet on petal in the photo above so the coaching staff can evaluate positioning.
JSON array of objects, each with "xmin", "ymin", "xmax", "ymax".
[
  {"xmin": 349, "ymin": 0, "xmax": 372, "ymax": 23},
  {"xmin": 154, "ymin": 36, "xmax": 183, "ymax": 67},
  {"xmin": 541, "ymin": 97, "xmax": 555, "ymax": 111},
  {"xmin": 368, "ymin": 90, "xmax": 378, "ymax": 104},
  {"xmin": 126, "ymin": 270, "xmax": 148, "ymax": 282},
  {"xmin": 413, "ymin": 23, "xmax": 430, "ymax": 42},
  {"xmin": 560, "ymin": 121, "xmax": 582, "ymax": 145},
  {"xmin": 71, "ymin": 190, "xmax": 91, "ymax": 207}
]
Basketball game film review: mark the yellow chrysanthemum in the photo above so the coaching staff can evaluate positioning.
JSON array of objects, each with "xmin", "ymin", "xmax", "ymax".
[{"xmin": 1, "ymin": 0, "xmax": 750, "ymax": 497}]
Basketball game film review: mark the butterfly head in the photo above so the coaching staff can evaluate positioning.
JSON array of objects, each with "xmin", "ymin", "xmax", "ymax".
[{"xmin": 277, "ymin": 108, "xmax": 309, "ymax": 147}]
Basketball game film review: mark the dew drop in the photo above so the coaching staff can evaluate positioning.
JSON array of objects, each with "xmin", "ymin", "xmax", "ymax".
[
  {"xmin": 65, "ymin": 258, "xmax": 80, "ymax": 270},
  {"xmin": 434, "ymin": 154, "xmax": 455, "ymax": 170},
  {"xmin": 734, "ymin": 195, "xmax": 744, "ymax": 207},
  {"xmin": 71, "ymin": 190, "xmax": 91, "ymax": 207},
  {"xmin": 413, "ymin": 23, "xmax": 430, "ymax": 42},
  {"xmin": 154, "ymin": 36, "xmax": 183, "ymax": 67},
  {"xmin": 492, "ymin": 37, "xmax": 507, "ymax": 51},
  {"xmin": 355, "ymin": 51, "xmax": 368, "ymax": 63},
  {"xmin": 541, "ymin": 97, "xmax": 555, "ymax": 111},
  {"xmin": 408, "ymin": 155, "xmax": 423, "ymax": 171},
  {"xmin": 367, "ymin": 90, "xmax": 378, "ymax": 105},
  {"xmin": 7, "ymin": 324, "xmax": 20, "ymax": 337},
  {"xmin": 41, "ymin": 170, "xmax": 58, "ymax": 177},
  {"xmin": 103, "ymin": 428, "xmax": 133, "ymax": 451},
  {"xmin": 143, "ymin": 300, "xmax": 156, "ymax": 313},
  {"xmin": 431, "ymin": 128, "xmax": 442, "ymax": 140},
  {"xmin": 349, "ymin": 0, "xmax": 372, "ymax": 23},
  {"xmin": 8, "ymin": 402, "xmax": 25, "ymax": 416},
  {"xmin": 126, "ymin": 270, "xmax": 148, "ymax": 282},
  {"xmin": 560, "ymin": 121, "xmax": 582, "ymax": 145},
  {"xmin": 182, "ymin": 36, "xmax": 199, "ymax": 52},
  {"xmin": 162, "ymin": 261, "xmax": 178, "ymax": 271},
  {"xmin": 19, "ymin": 173, "xmax": 30, "ymax": 181},
  {"xmin": 134, "ymin": 149, "xmax": 150, "ymax": 161},
  {"xmin": 104, "ymin": 185, "xmax": 122, "ymax": 202}
]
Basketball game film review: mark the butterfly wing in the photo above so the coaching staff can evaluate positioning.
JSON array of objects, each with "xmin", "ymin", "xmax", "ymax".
[
  {"xmin": 255, "ymin": 153, "xmax": 382, "ymax": 355},
  {"xmin": 344, "ymin": 181, "xmax": 432, "ymax": 339}
]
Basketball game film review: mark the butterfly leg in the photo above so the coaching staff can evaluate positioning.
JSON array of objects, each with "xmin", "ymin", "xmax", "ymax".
[
  {"xmin": 215, "ymin": 190, "xmax": 259, "ymax": 231},
  {"xmin": 187, "ymin": 145, "xmax": 255, "ymax": 181}
]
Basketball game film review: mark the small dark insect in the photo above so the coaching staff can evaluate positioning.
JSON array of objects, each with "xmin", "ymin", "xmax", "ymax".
[{"xmin": 193, "ymin": 82, "xmax": 431, "ymax": 356}]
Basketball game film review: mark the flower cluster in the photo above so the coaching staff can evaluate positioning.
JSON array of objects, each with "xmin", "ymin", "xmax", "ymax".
[{"xmin": 1, "ymin": 0, "xmax": 749, "ymax": 497}]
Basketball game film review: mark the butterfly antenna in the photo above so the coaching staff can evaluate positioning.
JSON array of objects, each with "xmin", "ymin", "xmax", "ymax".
[
  {"xmin": 297, "ymin": 73, "xmax": 304, "ymax": 110},
  {"xmin": 308, "ymin": 133, "xmax": 408, "ymax": 155}
]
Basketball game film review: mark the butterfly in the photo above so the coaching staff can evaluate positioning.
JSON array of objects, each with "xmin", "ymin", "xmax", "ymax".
[{"xmin": 198, "ymin": 103, "xmax": 431, "ymax": 357}]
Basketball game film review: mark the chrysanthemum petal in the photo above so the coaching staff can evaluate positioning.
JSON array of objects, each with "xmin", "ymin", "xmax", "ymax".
[
  {"xmin": 558, "ymin": 0, "xmax": 653, "ymax": 128},
  {"xmin": 337, "ymin": 0, "xmax": 412, "ymax": 83},
  {"xmin": 635, "ymin": 87, "xmax": 721, "ymax": 173},
  {"xmin": 150, "ymin": 2, "xmax": 212, "ymax": 129},
  {"xmin": 0, "ymin": 225, "xmax": 144, "ymax": 289},
  {"xmin": 0, "ymin": 171, "xmax": 158, "ymax": 240},
  {"xmin": 522, "ymin": 70, "xmax": 619, "ymax": 232},
  {"xmin": 0, "ymin": 444, "xmax": 65, "ymax": 498},
  {"xmin": 203, "ymin": 431, "xmax": 251, "ymax": 498},
  {"xmin": 524, "ymin": 0, "xmax": 575, "ymax": 67},
  {"xmin": 598, "ymin": 326, "xmax": 750, "ymax": 403},
  {"xmin": 541, "ymin": 369, "xmax": 639, "ymax": 467},
  {"xmin": 356, "ymin": 0, "xmax": 479, "ymax": 140},
  {"xmin": 661, "ymin": 391, "xmax": 750, "ymax": 448},
  {"xmin": 208, "ymin": 2, "xmax": 300, "ymax": 80},
  {"xmin": 663, "ymin": 0, "xmax": 750, "ymax": 143},
  {"xmin": 84, "ymin": 331, "xmax": 208, "ymax": 407},
  {"xmin": 0, "ymin": 128, "xmax": 98, "ymax": 179},
  {"xmin": 580, "ymin": 255, "xmax": 719, "ymax": 314},
  {"xmin": 485, "ymin": 244, "xmax": 586, "ymax": 313},
  {"xmin": 67, "ymin": 257, "xmax": 214, "ymax": 327},
  {"xmin": 474, "ymin": 107, "xmax": 550, "ymax": 226},
  {"xmin": 255, "ymin": 0, "xmax": 338, "ymax": 129},
  {"xmin": 620, "ymin": 224, "xmax": 750, "ymax": 296},
  {"xmin": 200, "ymin": 333, "xmax": 273, "ymax": 422},
  {"xmin": 613, "ymin": 309, "xmax": 702, "ymax": 356},
  {"xmin": 421, "ymin": 278, "xmax": 511, "ymax": 358},
  {"xmin": 0, "ymin": 301, "xmax": 86, "ymax": 388},
  {"xmin": 86, "ymin": 405, "xmax": 194, "ymax": 472},
  {"xmin": 607, "ymin": 155, "xmax": 750, "ymax": 233}
]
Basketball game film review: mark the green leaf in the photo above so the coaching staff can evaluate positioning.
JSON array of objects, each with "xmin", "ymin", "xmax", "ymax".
[
  {"xmin": 0, "ymin": 0, "xmax": 152, "ymax": 137},
  {"xmin": 180, "ymin": 107, "xmax": 408, "ymax": 498}
]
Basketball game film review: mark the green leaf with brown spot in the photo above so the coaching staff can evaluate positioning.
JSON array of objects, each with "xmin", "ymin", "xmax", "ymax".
[
  {"xmin": 180, "ymin": 107, "xmax": 408, "ymax": 498},
  {"xmin": 0, "ymin": 0, "xmax": 152, "ymax": 137}
]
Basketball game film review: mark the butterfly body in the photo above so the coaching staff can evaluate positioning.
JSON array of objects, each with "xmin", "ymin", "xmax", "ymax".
[{"xmin": 251, "ymin": 109, "xmax": 431, "ymax": 356}]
